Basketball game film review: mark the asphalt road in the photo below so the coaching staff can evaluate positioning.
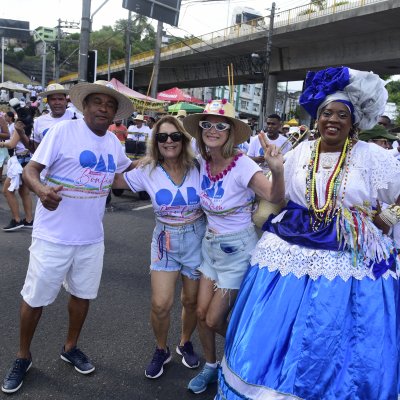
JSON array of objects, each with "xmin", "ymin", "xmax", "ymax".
[{"xmin": 0, "ymin": 188, "xmax": 223, "ymax": 400}]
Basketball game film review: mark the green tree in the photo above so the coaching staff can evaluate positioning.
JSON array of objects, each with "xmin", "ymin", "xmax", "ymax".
[
  {"xmin": 90, "ymin": 25, "xmax": 125, "ymax": 65},
  {"xmin": 386, "ymin": 80, "xmax": 400, "ymax": 126},
  {"xmin": 311, "ymin": 1, "xmax": 326, "ymax": 10},
  {"xmin": 115, "ymin": 15, "xmax": 156, "ymax": 56}
]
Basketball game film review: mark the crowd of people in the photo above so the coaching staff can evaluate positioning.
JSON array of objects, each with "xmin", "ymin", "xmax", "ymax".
[{"xmin": 0, "ymin": 66, "xmax": 399, "ymax": 400}]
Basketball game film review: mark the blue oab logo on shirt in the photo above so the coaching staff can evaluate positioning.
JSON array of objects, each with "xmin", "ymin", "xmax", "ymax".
[
  {"xmin": 201, "ymin": 175, "xmax": 224, "ymax": 199},
  {"xmin": 155, "ymin": 187, "xmax": 199, "ymax": 206},
  {"xmin": 74, "ymin": 150, "xmax": 116, "ymax": 191},
  {"xmin": 79, "ymin": 150, "xmax": 116, "ymax": 172}
]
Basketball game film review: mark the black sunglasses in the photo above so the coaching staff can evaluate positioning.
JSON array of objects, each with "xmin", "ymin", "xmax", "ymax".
[{"xmin": 155, "ymin": 132, "xmax": 184, "ymax": 143}]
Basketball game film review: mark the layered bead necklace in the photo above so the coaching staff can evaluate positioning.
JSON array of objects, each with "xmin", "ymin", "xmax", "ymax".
[
  {"xmin": 305, "ymin": 137, "xmax": 352, "ymax": 230},
  {"xmin": 206, "ymin": 152, "xmax": 243, "ymax": 182}
]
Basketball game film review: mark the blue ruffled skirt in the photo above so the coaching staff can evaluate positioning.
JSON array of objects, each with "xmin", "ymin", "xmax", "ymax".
[
  {"xmin": 217, "ymin": 266, "xmax": 399, "ymax": 400},
  {"xmin": 217, "ymin": 203, "xmax": 400, "ymax": 400}
]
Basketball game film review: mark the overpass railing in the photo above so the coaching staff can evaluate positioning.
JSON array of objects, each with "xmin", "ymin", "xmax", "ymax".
[{"xmin": 58, "ymin": 0, "xmax": 387, "ymax": 84}]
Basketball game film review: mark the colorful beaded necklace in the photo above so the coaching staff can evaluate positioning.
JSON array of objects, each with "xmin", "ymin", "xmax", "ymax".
[
  {"xmin": 206, "ymin": 152, "xmax": 243, "ymax": 182},
  {"xmin": 305, "ymin": 137, "xmax": 352, "ymax": 230}
]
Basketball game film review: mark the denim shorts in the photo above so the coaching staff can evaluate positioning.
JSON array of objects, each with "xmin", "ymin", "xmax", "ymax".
[
  {"xmin": 150, "ymin": 216, "xmax": 206, "ymax": 280},
  {"xmin": 199, "ymin": 225, "xmax": 258, "ymax": 290}
]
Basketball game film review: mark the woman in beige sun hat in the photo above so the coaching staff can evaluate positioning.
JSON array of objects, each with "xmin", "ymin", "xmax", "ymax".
[{"xmin": 182, "ymin": 99, "xmax": 285, "ymax": 394}]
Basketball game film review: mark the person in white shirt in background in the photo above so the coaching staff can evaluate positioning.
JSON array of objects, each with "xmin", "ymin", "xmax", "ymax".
[
  {"xmin": 0, "ymin": 112, "xmax": 11, "ymax": 183},
  {"xmin": 0, "ymin": 112, "xmax": 33, "ymax": 231},
  {"xmin": 281, "ymin": 123, "xmax": 290, "ymax": 137},
  {"xmin": 247, "ymin": 113, "xmax": 289, "ymax": 172},
  {"xmin": 358, "ymin": 124, "xmax": 400, "ymax": 250},
  {"xmin": 127, "ymin": 114, "xmax": 152, "ymax": 142},
  {"xmin": 30, "ymin": 84, "xmax": 82, "ymax": 150}
]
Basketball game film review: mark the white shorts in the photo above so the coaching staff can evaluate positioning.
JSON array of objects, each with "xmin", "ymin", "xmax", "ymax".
[{"xmin": 21, "ymin": 238, "xmax": 105, "ymax": 307}]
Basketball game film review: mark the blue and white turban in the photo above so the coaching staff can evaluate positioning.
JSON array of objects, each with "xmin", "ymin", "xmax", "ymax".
[{"xmin": 299, "ymin": 67, "xmax": 388, "ymax": 130}]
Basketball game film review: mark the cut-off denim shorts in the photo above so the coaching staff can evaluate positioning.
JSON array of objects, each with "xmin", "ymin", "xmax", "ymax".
[
  {"xmin": 198, "ymin": 225, "xmax": 258, "ymax": 290},
  {"xmin": 150, "ymin": 216, "xmax": 206, "ymax": 280}
]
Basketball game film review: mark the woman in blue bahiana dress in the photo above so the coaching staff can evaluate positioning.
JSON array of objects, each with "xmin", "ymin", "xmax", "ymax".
[{"xmin": 217, "ymin": 67, "xmax": 400, "ymax": 400}]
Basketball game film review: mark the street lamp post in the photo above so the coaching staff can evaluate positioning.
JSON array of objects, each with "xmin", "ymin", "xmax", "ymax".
[
  {"xmin": 38, "ymin": 34, "xmax": 47, "ymax": 89},
  {"xmin": 259, "ymin": 2, "xmax": 276, "ymax": 129}
]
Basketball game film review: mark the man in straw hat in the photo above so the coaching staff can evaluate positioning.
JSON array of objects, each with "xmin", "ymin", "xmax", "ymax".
[
  {"xmin": 128, "ymin": 114, "xmax": 152, "ymax": 141},
  {"xmin": 17, "ymin": 84, "xmax": 81, "ymax": 153},
  {"xmin": 176, "ymin": 109, "xmax": 187, "ymax": 120},
  {"xmin": 1, "ymin": 81, "xmax": 135, "ymax": 394},
  {"xmin": 358, "ymin": 123, "xmax": 400, "ymax": 159}
]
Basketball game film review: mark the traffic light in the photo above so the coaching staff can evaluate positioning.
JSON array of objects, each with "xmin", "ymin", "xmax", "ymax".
[{"xmin": 87, "ymin": 50, "xmax": 97, "ymax": 83}]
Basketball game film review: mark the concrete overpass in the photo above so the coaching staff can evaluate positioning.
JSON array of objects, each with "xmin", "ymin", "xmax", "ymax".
[{"xmin": 59, "ymin": 0, "xmax": 400, "ymax": 94}]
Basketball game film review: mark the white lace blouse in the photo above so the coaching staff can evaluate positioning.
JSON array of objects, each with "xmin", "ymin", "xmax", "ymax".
[{"xmin": 251, "ymin": 140, "xmax": 400, "ymax": 281}]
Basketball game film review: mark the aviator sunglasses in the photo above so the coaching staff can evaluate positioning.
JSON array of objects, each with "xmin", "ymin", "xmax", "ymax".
[
  {"xmin": 155, "ymin": 132, "xmax": 184, "ymax": 143},
  {"xmin": 199, "ymin": 121, "xmax": 231, "ymax": 131}
]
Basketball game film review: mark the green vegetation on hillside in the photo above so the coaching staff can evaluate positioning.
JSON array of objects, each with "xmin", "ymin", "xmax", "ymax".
[{"xmin": 1, "ymin": 64, "xmax": 37, "ymax": 85}]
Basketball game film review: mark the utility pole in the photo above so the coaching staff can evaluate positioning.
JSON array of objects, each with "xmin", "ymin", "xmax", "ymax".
[
  {"xmin": 150, "ymin": 20, "xmax": 163, "ymax": 99},
  {"xmin": 78, "ymin": 0, "xmax": 91, "ymax": 82},
  {"xmin": 259, "ymin": 2, "xmax": 275, "ymax": 129},
  {"xmin": 55, "ymin": 19, "xmax": 80, "ymax": 81},
  {"xmin": 124, "ymin": 11, "xmax": 132, "ymax": 87}
]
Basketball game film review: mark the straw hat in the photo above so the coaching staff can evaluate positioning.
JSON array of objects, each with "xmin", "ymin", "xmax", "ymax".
[
  {"xmin": 69, "ymin": 80, "xmax": 134, "ymax": 120},
  {"xmin": 358, "ymin": 124, "xmax": 399, "ymax": 142},
  {"xmin": 38, "ymin": 83, "xmax": 69, "ymax": 97},
  {"xmin": 183, "ymin": 99, "xmax": 251, "ymax": 145},
  {"xmin": 133, "ymin": 114, "xmax": 145, "ymax": 121},
  {"xmin": 176, "ymin": 110, "xmax": 187, "ymax": 118}
]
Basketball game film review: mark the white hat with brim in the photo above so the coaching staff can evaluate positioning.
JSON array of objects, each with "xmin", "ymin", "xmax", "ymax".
[
  {"xmin": 183, "ymin": 99, "xmax": 251, "ymax": 145},
  {"xmin": 133, "ymin": 114, "xmax": 145, "ymax": 121},
  {"xmin": 38, "ymin": 83, "xmax": 69, "ymax": 97},
  {"xmin": 69, "ymin": 80, "xmax": 134, "ymax": 120}
]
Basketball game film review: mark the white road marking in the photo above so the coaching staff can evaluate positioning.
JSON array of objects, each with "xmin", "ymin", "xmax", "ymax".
[{"xmin": 133, "ymin": 204, "xmax": 153, "ymax": 211}]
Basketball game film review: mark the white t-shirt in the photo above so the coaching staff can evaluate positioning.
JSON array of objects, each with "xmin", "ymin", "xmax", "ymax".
[
  {"xmin": 32, "ymin": 119, "xmax": 131, "ymax": 245},
  {"xmin": 127, "ymin": 124, "xmax": 152, "ymax": 142},
  {"xmin": 7, "ymin": 122, "xmax": 29, "ymax": 155},
  {"xmin": 199, "ymin": 154, "xmax": 261, "ymax": 234},
  {"xmin": 237, "ymin": 141, "xmax": 249, "ymax": 154},
  {"xmin": 32, "ymin": 108, "xmax": 80, "ymax": 144},
  {"xmin": 247, "ymin": 132, "xmax": 289, "ymax": 157},
  {"xmin": 124, "ymin": 163, "xmax": 203, "ymax": 225}
]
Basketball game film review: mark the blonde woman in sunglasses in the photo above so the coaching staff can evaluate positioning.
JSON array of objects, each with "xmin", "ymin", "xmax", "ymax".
[
  {"xmin": 113, "ymin": 115, "xmax": 206, "ymax": 379},
  {"xmin": 182, "ymin": 99, "xmax": 284, "ymax": 394}
]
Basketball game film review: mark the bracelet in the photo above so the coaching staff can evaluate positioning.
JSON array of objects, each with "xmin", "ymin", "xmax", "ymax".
[
  {"xmin": 379, "ymin": 206, "xmax": 400, "ymax": 227},
  {"xmin": 388, "ymin": 204, "xmax": 400, "ymax": 220}
]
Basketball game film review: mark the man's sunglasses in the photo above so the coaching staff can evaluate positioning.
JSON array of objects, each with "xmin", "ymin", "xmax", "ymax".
[
  {"xmin": 199, "ymin": 121, "xmax": 231, "ymax": 131},
  {"xmin": 155, "ymin": 132, "xmax": 183, "ymax": 143}
]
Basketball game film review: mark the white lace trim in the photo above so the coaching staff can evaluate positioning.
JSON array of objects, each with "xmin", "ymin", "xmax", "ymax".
[{"xmin": 251, "ymin": 232, "xmax": 398, "ymax": 282}]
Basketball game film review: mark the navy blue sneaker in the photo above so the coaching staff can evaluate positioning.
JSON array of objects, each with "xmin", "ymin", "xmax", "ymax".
[
  {"xmin": 176, "ymin": 341, "xmax": 200, "ymax": 369},
  {"xmin": 60, "ymin": 346, "xmax": 95, "ymax": 374},
  {"xmin": 145, "ymin": 347, "xmax": 171, "ymax": 379},
  {"xmin": 1, "ymin": 357, "xmax": 32, "ymax": 393}
]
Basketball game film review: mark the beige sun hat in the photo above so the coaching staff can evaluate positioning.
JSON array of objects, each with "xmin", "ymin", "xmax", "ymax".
[
  {"xmin": 69, "ymin": 80, "xmax": 134, "ymax": 120},
  {"xmin": 183, "ymin": 99, "xmax": 251, "ymax": 145},
  {"xmin": 38, "ymin": 83, "xmax": 69, "ymax": 97},
  {"xmin": 176, "ymin": 109, "xmax": 187, "ymax": 118},
  {"xmin": 133, "ymin": 114, "xmax": 145, "ymax": 121}
]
